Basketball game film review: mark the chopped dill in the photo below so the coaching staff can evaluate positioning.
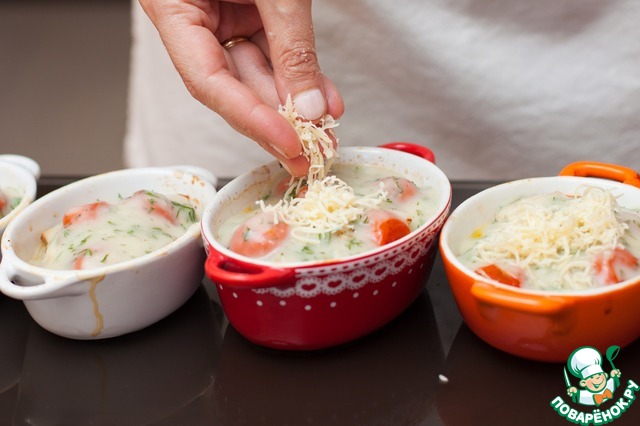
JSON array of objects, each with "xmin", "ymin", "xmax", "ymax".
[
  {"xmin": 393, "ymin": 177, "xmax": 403, "ymax": 193},
  {"xmin": 347, "ymin": 239, "xmax": 362, "ymax": 250},
  {"xmin": 171, "ymin": 201, "xmax": 197, "ymax": 223},
  {"xmin": 318, "ymin": 232, "xmax": 332, "ymax": 242},
  {"xmin": 10, "ymin": 197, "xmax": 22, "ymax": 209}
]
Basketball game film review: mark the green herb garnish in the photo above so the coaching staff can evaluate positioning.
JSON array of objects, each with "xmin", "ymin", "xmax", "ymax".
[{"xmin": 171, "ymin": 201, "xmax": 197, "ymax": 223}]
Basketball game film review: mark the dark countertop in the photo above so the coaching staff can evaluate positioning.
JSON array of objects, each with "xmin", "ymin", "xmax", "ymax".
[{"xmin": 1, "ymin": 178, "xmax": 639, "ymax": 425}]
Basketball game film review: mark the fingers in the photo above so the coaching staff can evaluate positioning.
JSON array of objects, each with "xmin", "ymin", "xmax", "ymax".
[
  {"xmin": 255, "ymin": 0, "xmax": 328, "ymax": 121},
  {"xmin": 322, "ymin": 76, "xmax": 345, "ymax": 120},
  {"xmin": 203, "ymin": 74, "xmax": 303, "ymax": 160},
  {"xmin": 139, "ymin": 0, "xmax": 341, "ymax": 177},
  {"xmin": 226, "ymin": 38, "xmax": 337, "ymax": 176},
  {"xmin": 139, "ymin": 1, "xmax": 303, "ymax": 161},
  {"xmin": 138, "ymin": 1, "xmax": 229, "ymax": 103},
  {"xmin": 250, "ymin": 30, "xmax": 271, "ymax": 63},
  {"xmin": 225, "ymin": 39, "xmax": 280, "ymax": 108},
  {"xmin": 280, "ymin": 156, "xmax": 310, "ymax": 177},
  {"xmin": 224, "ymin": 40, "xmax": 312, "ymax": 176},
  {"xmin": 239, "ymin": 29, "xmax": 345, "ymax": 120}
]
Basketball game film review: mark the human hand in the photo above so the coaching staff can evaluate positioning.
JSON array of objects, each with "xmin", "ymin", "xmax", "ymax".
[
  {"xmin": 139, "ymin": 0, "xmax": 344, "ymax": 177},
  {"xmin": 611, "ymin": 369, "xmax": 621, "ymax": 378},
  {"xmin": 567, "ymin": 386, "xmax": 578, "ymax": 397}
]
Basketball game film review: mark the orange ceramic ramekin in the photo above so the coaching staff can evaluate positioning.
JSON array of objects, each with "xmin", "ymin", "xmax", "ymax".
[{"xmin": 439, "ymin": 161, "xmax": 640, "ymax": 362}]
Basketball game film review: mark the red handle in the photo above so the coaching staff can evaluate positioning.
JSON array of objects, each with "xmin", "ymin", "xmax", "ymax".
[
  {"xmin": 204, "ymin": 249, "xmax": 296, "ymax": 290},
  {"xmin": 379, "ymin": 142, "xmax": 436, "ymax": 164},
  {"xmin": 559, "ymin": 161, "xmax": 640, "ymax": 188},
  {"xmin": 471, "ymin": 282, "xmax": 572, "ymax": 315}
]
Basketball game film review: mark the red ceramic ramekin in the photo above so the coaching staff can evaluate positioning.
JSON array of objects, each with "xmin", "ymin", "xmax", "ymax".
[
  {"xmin": 201, "ymin": 143, "xmax": 451, "ymax": 350},
  {"xmin": 439, "ymin": 161, "xmax": 640, "ymax": 362}
]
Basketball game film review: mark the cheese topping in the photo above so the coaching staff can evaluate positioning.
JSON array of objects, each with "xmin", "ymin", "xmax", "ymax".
[
  {"xmin": 269, "ymin": 95, "xmax": 387, "ymax": 241},
  {"xmin": 258, "ymin": 175, "xmax": 387, "ymax": 243},
  {"xmin": 217, "ymin": 163, "xmax": 439, "ymax": 263},
  {"xmin": 462, "ymin": 185, "xmax": 636, "ymax": 290}
]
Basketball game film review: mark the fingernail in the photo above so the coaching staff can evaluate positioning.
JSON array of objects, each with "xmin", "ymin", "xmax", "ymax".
[
  {"xmin": 293, "ymin": 89, "xmax": 326, "ymax": 120},
  {"xmin": 280, "ymin": 160, "xmax": 294, "ymax": 175},
  {"xmin": 272, "ymin": 144, "xmax": 289, "ymax": 158}
]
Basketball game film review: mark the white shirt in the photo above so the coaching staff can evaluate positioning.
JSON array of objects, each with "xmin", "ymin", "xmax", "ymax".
[{"xmin": 125, "ymin": 0, "xmax": 640, "ymax": 180}]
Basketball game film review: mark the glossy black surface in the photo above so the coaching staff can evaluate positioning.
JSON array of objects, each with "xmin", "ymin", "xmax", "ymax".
[{"xmin": 1, "ymin": 179, "xmax": 639, "ymax": 425}]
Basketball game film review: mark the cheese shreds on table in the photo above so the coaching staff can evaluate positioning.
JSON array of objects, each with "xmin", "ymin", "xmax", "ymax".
[
  {"xmin": 464, "ymin": 186, "xmax": 630, "ymax": 290},
  {"xmin": 258, "ymin": 95, "xmax": 387, "ymax": 243}
]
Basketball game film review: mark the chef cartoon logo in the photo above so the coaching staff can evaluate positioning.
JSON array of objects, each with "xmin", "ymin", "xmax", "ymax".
[
  {"xmin": 565, "ymin": 346, "xmax": 621, "ymax": 406},
  {"xmin": 550, "ymin": 345, "xmax": 639, "ymax": 425}
]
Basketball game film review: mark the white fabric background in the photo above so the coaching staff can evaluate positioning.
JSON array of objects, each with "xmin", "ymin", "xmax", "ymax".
[{"xmin": 125, "ymin": 0, "xmax": 640, "ymax": 180}]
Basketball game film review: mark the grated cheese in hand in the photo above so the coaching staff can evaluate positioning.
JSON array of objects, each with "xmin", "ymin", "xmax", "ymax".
[
  {"xmin": 466, "ymin": 186, "xmax": 630, "ymax": 290},
  {"xmin": 261, "ymin": 95, "xmax": 387, "ymax": 242},
  {"xmin": 278, "ymin": 94, "xmax": 339, "ymax": 182}
]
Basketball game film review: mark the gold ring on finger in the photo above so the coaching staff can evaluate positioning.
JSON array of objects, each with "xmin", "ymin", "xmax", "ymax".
[{"xmin": 222, "ymin": 36, "xmax": 250, "ymax": 50}]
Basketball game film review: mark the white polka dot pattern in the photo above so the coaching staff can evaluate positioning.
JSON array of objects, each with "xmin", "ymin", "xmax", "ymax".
[{"xmin": 252, "ymin": 214, "xmax": 445, "ymax": 298}]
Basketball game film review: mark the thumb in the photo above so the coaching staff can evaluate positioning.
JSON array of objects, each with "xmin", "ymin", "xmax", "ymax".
[{"xmin": 256, "ymin": 0, "xmax": 327, "ymax": 121}]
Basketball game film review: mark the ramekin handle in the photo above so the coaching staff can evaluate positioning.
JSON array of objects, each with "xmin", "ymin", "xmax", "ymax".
[
  {"xmin": 0, "ymin": 267, "xmax": 82, "ymax": 300},
  {"xmin": 204, "ymin": 250, "xmax": 295, "ymax": 290},
  {"xmin": 559, "ymin": 161, "xmax": 640, "ymax": 188},
  {"xmin": 470, "ymin": 282, "xmax": 572, "ymax": 315},
  {"xmin": 0, "ymin": 154, "xmax": 41, "ymax": 179},
  {"xmin": 379, "ymin": 142, "xmax": 436, "ymax": 164},
  {"xmin": 170, "ymin": 165, "xmax": 218, "ymax": 187}
]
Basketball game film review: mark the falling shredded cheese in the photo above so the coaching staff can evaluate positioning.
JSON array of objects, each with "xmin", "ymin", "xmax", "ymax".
[
  {"xmin": 260, "ymin": 95, "xmax": 386, "ymax": 242},
  {"xmin": 466, "ymin": 186, "xmax": 630, "ymax": 290}
]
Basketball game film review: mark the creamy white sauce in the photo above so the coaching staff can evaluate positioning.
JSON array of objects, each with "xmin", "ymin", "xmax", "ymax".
[
  {"xmin": 0, "ymin": 186, "xmax": 22, "ymax": 219},
  {"xmin": 459, "ymin": 187, "xmax": 640, "ymax": 290},
  {"xmin": 217, "ymin": 164, "xmax": 439, "ymax": 263},
  {"xmin": 32, "ymin": 190, "xmax": 197, "ymax": 270}
]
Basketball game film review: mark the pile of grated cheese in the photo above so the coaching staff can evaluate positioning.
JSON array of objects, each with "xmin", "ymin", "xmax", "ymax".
[
  {"xmin": 467, "ymin": 186, "xmax": 629, "ymax": 290},
  {"xmin": 258, "ymin": 176, "xmax": 387, "ymax": 243},
  {"xmin": 257, "ymin": 95, "xmax": 387, "ymax": 243}
]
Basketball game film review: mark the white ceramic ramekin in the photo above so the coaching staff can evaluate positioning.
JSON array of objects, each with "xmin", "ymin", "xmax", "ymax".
[
  {"xmin": 0, "ymin": 154, "xmax": 40, "ymax": 238},
  {"xmin": 0, "ymin": 167, "xmax": 216, "ymax": 339}
]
